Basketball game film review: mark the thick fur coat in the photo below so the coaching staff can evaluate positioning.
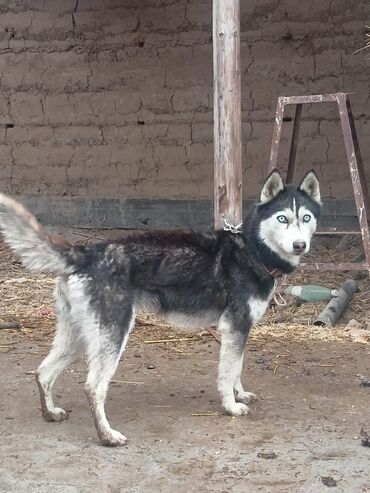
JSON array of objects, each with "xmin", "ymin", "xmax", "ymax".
[{"xmin": 0, "ymin": 170, "xmax": 321, "ymax": 446}]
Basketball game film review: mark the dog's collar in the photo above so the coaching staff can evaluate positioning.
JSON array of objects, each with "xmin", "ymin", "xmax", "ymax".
[{"xmin": 263, "ymin": 266, "xmax": 285, "ymax": 279}]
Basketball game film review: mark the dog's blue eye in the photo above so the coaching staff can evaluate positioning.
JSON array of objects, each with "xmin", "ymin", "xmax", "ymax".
[
  {"xmin": 303, "ymin": 214, "xmax": 311, "ymax": 223},
  {"xmin": 277, "ymin": 215, "xmax": 288, "ymax": 224}
]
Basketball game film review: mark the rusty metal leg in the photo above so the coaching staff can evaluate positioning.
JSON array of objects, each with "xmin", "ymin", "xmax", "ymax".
[
  {"xmin": 268, "ymin": 97, "xmax": 285, "ymax": 174},
  {"xmin": 286, "ymin": 103, "xmax": 302, "ymax": 184},
  {"xmin": 346, "ymin": 99, "xmax": 370, "ymax": 213},
  {"xmin": 337, "ymin": 93, "xmax": 370, "ymax": 273}
]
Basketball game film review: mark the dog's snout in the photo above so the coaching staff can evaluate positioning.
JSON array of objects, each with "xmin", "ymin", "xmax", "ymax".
[{"xmin": 293, "ymin": 241, "xmax": 306, "ymax": 253}]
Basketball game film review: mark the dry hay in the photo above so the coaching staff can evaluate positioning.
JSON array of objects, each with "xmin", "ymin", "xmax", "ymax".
[{"xmin": 1, "ymin": 234, "xmax": 370, "ymax": 351}]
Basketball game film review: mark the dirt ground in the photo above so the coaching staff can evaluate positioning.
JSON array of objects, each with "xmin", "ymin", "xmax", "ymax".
[{"xmin": 1, "ymin": 232, "xmax": 370, "ymax": 493}]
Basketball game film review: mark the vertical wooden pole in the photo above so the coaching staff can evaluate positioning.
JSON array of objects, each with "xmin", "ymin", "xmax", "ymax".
[{"xmin": 213, "ymin": 0, "xmax": 242, "ymax": 230}]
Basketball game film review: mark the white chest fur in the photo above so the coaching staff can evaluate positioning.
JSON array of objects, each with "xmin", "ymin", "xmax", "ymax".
[{"xmin": 248, "ymin": 296, "xmax": 270, "ymax": 325}]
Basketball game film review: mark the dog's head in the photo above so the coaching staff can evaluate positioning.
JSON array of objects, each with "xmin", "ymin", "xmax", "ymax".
[{"xmin": 254, "ymin": 169, "xmax": 321, "ymax": 267}]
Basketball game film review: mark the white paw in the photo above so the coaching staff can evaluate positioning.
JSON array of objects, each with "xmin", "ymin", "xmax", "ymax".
[
  {"xmin": 43, "ymin": 407, "xmax": 69, "ymax": 422},
  {"xmin": 235, "ymin": 390, "xmax": 257, "ymax": 404},
  {"xmin": 224, "ymin": 402, "xmax": 250, "ymax": 416},
  {"xmin": 101, "ymin": 429, "xmax": 127, "ymax": 447}
]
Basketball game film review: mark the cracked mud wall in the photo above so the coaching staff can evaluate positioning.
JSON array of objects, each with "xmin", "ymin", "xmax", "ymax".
[{"xmin": 0, "ymin": 0, "xmax": 369, "ymax": 206}]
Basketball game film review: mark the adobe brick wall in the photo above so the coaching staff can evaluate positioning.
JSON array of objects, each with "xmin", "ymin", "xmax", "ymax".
[{"xmin": 0, "ymin": 0, "xmax": 369, "ymax": 205}]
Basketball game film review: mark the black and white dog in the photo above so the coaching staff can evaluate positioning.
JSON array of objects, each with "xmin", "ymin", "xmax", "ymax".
[{"xmin": 0, "ymin": 170, "xmax": 321, "ymax": 446}]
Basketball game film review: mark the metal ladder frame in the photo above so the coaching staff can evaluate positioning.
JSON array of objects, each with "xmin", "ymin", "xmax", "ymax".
[{"xmin": 268, "ymin": 92, "xmax": 370, "ymax": 273}]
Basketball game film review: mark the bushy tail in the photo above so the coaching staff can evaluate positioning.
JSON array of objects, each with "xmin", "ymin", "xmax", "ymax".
[{"xmin": 0, "ymin": 193, "xmax": 71, "ymax": 275}]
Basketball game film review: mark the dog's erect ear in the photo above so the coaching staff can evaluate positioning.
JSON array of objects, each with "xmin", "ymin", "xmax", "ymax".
[
  {"xmin": 299, "ymin": 170, "xmax": 321, "ymax": 205},
  {"xmin": 260, "ymin": 170, "xmax": 284, "ymax": 204}
]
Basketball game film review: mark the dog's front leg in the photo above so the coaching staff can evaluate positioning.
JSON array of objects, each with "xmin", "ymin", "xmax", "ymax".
[
  {"xmin": 233, "ymin": 357, "xmax": 257, "ymax": 404},
  {"xmin": 217, "ymin": 314, "xmax": 250, "ymax": 416}
]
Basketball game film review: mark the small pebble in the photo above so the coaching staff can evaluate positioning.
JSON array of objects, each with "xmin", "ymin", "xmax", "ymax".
[
  {"xmin": 257, "ymin": 451, "xmax": 277, "ymax": 459},
  {"xmin": 321, "ymin": 476, "xmax": 337, "ymax": 487},
  {"xmin": 255, "ymin": 358, "xmax": 265, "ymax": 364},
  {"xmin": 361, "ymin": 437, "xmax": 370, "ymax": 447},
  {"xmin": 360, "ymin": 379, "xmax": 370, "ymax": 387},
  {"xmin": 146, "ymin": 364, "xmax": 155, "ymax": 370}
]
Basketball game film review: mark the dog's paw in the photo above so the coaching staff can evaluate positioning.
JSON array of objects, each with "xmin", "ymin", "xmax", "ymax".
[
  {"xmin": 224, "ymin": 402, "xmax": 250, "ymax": 416},
  {"xmin": 43, "ymin": 407, "xmax": 69, "ymax": 422},
  {"xmin": 100, "ymin": 429, "xmax": 128, "ymax": 447},
  {"xmin": 235, "ymin": 390, "xmax": 257, "ymax": 404}
]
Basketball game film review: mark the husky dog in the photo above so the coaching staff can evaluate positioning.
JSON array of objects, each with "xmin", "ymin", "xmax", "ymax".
[{"xmin": 0, "ymin": 170, "xmax": 321, "ymax": 446}]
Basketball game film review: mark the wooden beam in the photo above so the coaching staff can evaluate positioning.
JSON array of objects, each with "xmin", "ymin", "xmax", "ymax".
[{"xmin": 213, "ymin": 0, "xmax": 242, "ymax": 230}]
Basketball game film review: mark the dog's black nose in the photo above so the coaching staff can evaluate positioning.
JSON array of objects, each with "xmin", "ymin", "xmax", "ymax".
[{"xmin": 293, "ymin": 241, "xmax": 306, "ymax": 253}]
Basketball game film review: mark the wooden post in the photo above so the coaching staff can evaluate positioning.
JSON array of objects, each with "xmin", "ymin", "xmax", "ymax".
[{"xmin": 213, "ymin": 0, "xmax": 242, "ymax": 230}]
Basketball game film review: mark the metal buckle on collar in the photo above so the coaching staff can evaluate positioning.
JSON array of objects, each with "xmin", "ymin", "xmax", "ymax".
[{"xmin": 223, "ymin": 218, "xmax": 243, "ymax": 234}]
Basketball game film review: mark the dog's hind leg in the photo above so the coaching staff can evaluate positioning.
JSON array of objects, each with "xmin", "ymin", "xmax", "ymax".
[
  {"xmin": 84, "ymin": 309, "xmax": 135, "ymax": 447},
  {"xmin": 233, "ymin": 352, "xmax": 257, "ymax": 404},
  {"xmin": 36, "ymin": 280, "xmax": 83, "ymax": 422},
  {"xmin": 218, "ymin": 314, "xmax": 249, "ymax": 416}
]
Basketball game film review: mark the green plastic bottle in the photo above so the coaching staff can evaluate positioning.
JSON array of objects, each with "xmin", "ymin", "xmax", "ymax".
[{"xmin": 283, "ymin": 285, "xmax": 339, "ymax": 302}]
